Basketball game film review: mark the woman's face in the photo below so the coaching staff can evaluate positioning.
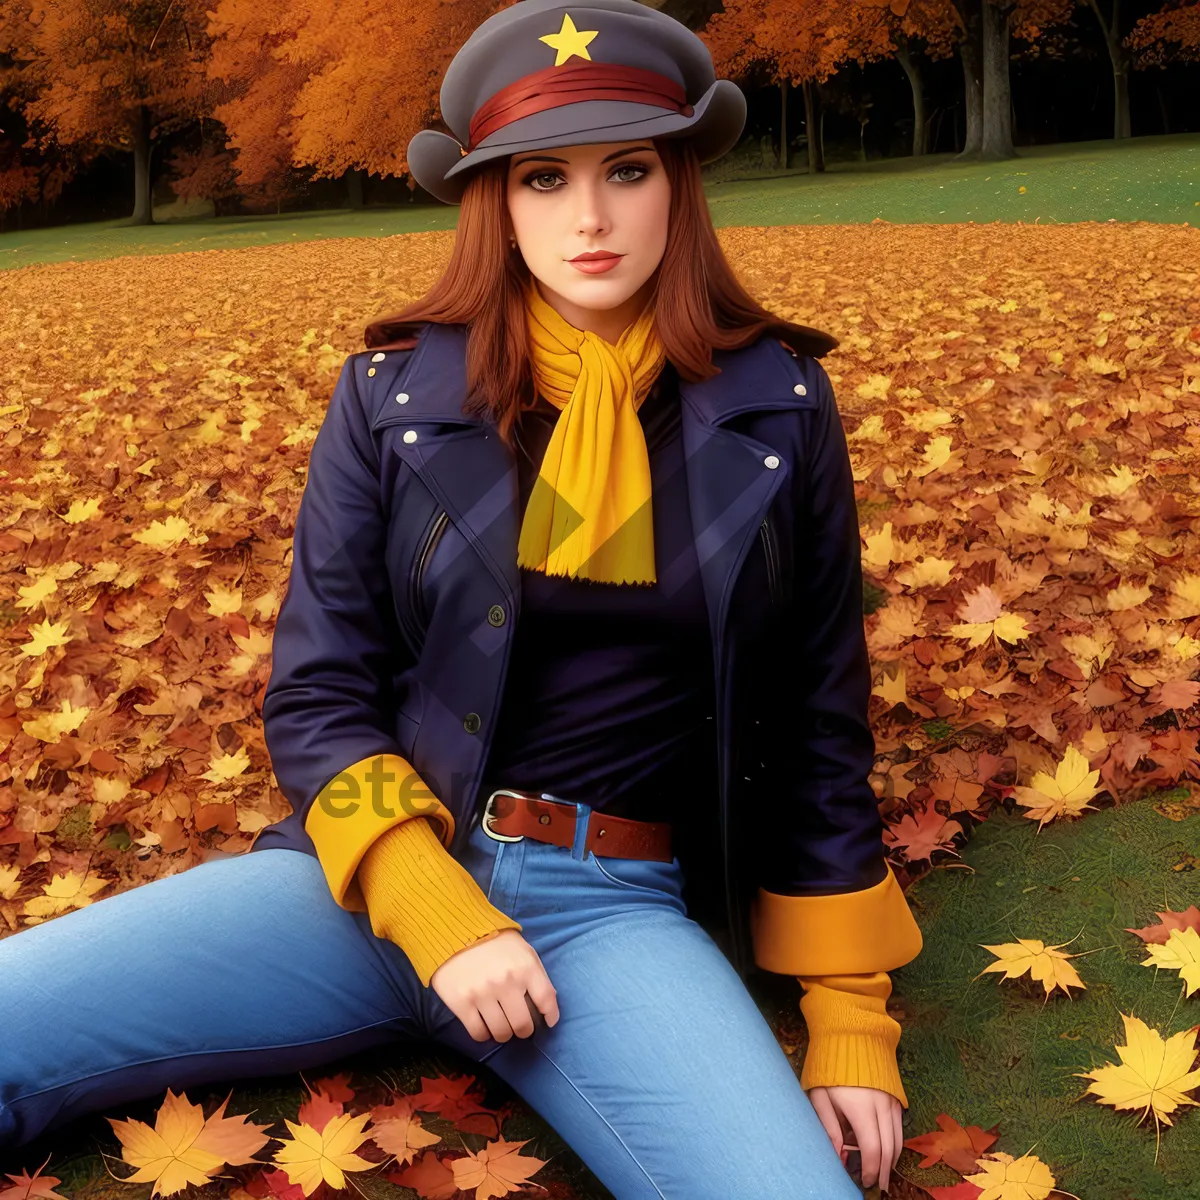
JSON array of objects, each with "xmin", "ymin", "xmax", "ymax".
[{"xmin": 505, "ymin": 139, "xmax": 671, "ymax": 343}]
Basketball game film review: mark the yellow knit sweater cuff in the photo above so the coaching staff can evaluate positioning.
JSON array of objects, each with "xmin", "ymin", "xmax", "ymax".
[
  {"xmin": 356, "ymin": 815, "xmax": 522, "ymax": 988},
  {"xmin": 797, "ymin": 971, "xmax": 908, "ymax": 1109}
]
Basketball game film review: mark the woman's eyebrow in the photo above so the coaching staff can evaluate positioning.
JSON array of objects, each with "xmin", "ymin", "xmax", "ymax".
[{"xmin": 512, "ymin": 145, "xmax": 655, "ymax": 169}]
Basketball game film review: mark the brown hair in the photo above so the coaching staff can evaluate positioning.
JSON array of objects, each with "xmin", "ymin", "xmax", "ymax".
[{"xmin": 363, "ymin": 136, "xmax": 837, "ymax": 450}]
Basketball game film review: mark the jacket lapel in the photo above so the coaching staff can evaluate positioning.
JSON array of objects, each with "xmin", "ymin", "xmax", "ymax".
[{"xmin": 372, "ymin": 321, "xmax": 810, "ymax": 653}]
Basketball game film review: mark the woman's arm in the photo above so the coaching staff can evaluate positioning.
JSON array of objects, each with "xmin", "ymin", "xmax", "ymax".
[
  {"xmin": 262, "ymin": 352, "xmax": 455, "ymax": 908},
  {"xmin": 751, "ymin": 350, "xmax": 922, "ymax": 1103}
]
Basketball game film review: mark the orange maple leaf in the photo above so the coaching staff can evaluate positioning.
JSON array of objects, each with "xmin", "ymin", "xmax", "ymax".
[
  {"xmin": 903, "ymin": 1111, "xmax": 1000, "ymax": 1175},
  {"xmin": 106, "ymin": 1089, "xmax": 271, "ymax": 1198},
  {"xmin": 883, "ymin": 802, "xmax": 963, "ymax": 863},
  {"xmin": 0, "ymin": 1157, "xmax": 70, "ymax": 1200},
  {"xmin": 450, "ymin": 1136, "xmax": 549, "ymax": 1200},
  {"xmin": 369, "ymin": 1094, "xmax": 442, "ymax": 1167},
  {"xmin": 1126, "ymin": 905, "xmax": 1200, "ymax": 944},
  {"xmin": 393, "ymin": 1149, "xmax": 459, "ymax": 1199}
]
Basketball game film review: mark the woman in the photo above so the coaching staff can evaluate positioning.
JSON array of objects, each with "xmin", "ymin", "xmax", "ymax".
[{"xmin": 0, "ymin": 0, "xmax": 923, "ymax": 1194}]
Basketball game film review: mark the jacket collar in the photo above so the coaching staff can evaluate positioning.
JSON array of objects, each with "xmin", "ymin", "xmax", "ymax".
[{"xmin": 369, "ymin": 320, "xmax": 819, "ymax": 435}]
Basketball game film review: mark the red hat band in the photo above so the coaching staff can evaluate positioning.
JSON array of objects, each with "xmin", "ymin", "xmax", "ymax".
[{"xmin": 465, "ymin": 61, "xmax": 695, "ymax": 153}]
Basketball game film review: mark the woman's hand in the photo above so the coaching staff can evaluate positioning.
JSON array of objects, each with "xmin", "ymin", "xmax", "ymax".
[
  {"xmin": 430, "ymin": 929, "xmax": 560, "ymax": 1043},
  {"xmin": 807, "ymin": 1084, "xmax": 903, "ymax": 1193}
]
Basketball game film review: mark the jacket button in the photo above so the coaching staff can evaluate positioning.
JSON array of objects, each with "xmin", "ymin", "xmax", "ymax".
[
  {"xmin": 487, "ymin": 604, "xmax": 506, "ymax": 626},
  {"xmin": 371, "ymin": 352, "xmax": 386, "ymax": 362},
  {"xmin": 463, "ymin": 712, "xmax": 481, "ymax": 734},
  {"xmin": 403, "ymin": 430, "xmax": 418, "ymax": 444},
  {"xmin": 395, "ymin": 392, "xmax": 410, "ymax": 404},
  {"xmin": 764, "ymin": 455, "xmax": 779, "ymax": 469},
  {"xmin": 793, "ymin": 383, "xmax": 807, "ymax": 396}
]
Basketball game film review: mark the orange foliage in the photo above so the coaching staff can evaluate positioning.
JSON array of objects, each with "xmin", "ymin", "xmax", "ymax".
[
  {"xmin": 0, "ymin": 220, "xmax": 1198, "ymax": 923},
  {"xmin": 0, "ymin": 0, "xmax": 216, "ymax": 157},
  {"xmin": 1129, "ymin": 0, "xmax": 1200, "ymax": 66},
  {"xmin": 203, "ymin": 0, "xmax": 511, "ymax": 193}
]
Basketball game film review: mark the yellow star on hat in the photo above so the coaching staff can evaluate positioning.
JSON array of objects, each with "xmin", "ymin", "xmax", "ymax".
[{"xmin": 539, "ymin": 13, "xmax": 599, "ymax": 66}]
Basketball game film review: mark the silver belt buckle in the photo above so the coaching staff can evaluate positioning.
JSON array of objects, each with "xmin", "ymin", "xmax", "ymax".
[{"xmin": 481, "ymin": 788, "xmax": 526, "ymax": 842}]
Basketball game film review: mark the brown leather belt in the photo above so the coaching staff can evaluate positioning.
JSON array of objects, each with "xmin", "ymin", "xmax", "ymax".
[{"xmin": 480, "ymin": 788, "xmax": 673, "ymax": 862}]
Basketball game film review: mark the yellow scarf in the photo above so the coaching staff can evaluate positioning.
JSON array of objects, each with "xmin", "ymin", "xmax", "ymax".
[{"xmin": 518, "ymin": 278, "xmax": 667, "ymax": 585}]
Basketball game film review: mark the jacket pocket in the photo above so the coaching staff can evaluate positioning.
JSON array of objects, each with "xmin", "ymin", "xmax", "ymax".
[
  {"xmin": 758, "ymin": 516, "xmax": 785, "ymax": 610},
  {"xmin": 398, "ymin": 507, "xmax": 449, "ymax": 657}
]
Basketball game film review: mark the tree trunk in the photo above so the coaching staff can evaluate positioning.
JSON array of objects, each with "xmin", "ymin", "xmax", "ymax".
[
  {"xmin": 130, "ymin": 104, "xmax": 154, "ymax": 225},
  {"xmin": 802, "ymin": 79, "xmax": 824, "ymax": 173},
  {"xmin": 980, "ymin": 0, "xmax": 1015, "ymax": 160},
  {"xmin": 1085, "ymin": 1, "xmax": 1132, "ymax": 139},
  {"xmin": 1156, "ymin": 83, "xmax": 1170, "ymax": 134},
  {"xmin": 957, "ymin": 7, "xmax": 984, "ymax": 159},
  {"xmin": 780, "ymin": 78, "xmax": 789, "ymax": 169},
  {"xmin": 346, "ymin": 167, "xmax": 368, "ymax": 207},
  {"xmin": 896, "ymin": 33, "xmax": 927, "ymax": 157}
]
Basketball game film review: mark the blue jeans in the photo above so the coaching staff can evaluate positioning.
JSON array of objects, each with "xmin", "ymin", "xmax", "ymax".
[{"xmin": 0, "ymin": 799, "xmax": 863, "ymax": 1198}]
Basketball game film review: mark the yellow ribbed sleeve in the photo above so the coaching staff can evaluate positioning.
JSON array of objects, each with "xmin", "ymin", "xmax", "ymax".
[
  {"xmin": 356, "ymin": 816, "xmax": 523, "ymax": 987},
  {"xmin": 748, "ymin": 863, "xmax": 923, "ymax": 1108},
  {"xmin": 304, "ymin": 752, "xmax": 457, "ymax": 913},
  {"xmin": 796, "ymin": 972, "xmax": 907, "ymax": 1108},
  {"xmin": 748, "ymin": 863, "xmax": 923, "ymax": 976}
]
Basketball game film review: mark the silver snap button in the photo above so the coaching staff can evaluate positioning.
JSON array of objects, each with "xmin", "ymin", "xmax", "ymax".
[
  {"xmin": 764, "ymin": 455, "xmax": 779, "ymax": 469},
  {"xmin": 793, "ymin": 383, "xmax": 807, "ymax": 396},
  {"xmin": 597, "ymin": 827, "xmax": 606, "ymax": 837},
  {"xmin": 395, "ymin": 392, "xmax": 409, "ymax": 404},
  {"xmin": 403, "ymin": 430, "xmax": 418, "ymax": 444},
  {"xmin": 371, "ymin": 352, "xmax": 386, "ymax": 362}
]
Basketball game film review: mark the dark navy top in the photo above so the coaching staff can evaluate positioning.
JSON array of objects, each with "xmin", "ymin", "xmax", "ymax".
[{"xmin": 480, "ymin": 362, "xmax": 719, "ymax": 827}]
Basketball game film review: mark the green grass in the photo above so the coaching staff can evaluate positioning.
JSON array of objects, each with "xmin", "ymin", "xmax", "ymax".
[
  {"xmin": 894, "ymin": 792, "xmax": 1200, "ymax": 1200},
  {"xmin": 2, "ymin": 132, "xmax": 1198, "ymax": 272}
]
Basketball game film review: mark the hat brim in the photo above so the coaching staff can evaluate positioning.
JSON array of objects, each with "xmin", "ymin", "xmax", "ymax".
[{"xmin": 406, "ymin": 78, "xmax": 746, "ymax": 206}]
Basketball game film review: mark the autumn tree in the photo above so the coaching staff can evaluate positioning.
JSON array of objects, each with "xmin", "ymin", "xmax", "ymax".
[
  {"xmin": 205, "ymin": 0, "xmax": 509, "ymax": 205},
  {"xmin": 948, "ymin": 0, "xmax": 1075, "ymax": 160},
  {"xmin": 1127, "ymin": 0, "xmax": 1200, "ymax": 66},
  {"xmin": 0, "ymin": 0, "xmax": 219, "ymax": 224},
  {"xmin": 857, "ymin": 0, "xmax": 962, "ymax": 156},
  {"xmin": 703, "ymin": 0, "xmax": 900, "ymax": 172}
]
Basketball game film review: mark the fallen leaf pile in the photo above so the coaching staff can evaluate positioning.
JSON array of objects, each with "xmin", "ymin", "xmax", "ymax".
[
  {"xmin": 1, "ymin": 221, "xmax": 1199, "ymax": 1195},
  {"xmin": 82, "ymin": 1072, "xmax": 548, "ymax": 1199}
]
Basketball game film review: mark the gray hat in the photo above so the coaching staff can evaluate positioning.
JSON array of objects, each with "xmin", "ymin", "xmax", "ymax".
[{"xmin": 407, "ymin": 0, "xmax": 747, "ymax": 204}]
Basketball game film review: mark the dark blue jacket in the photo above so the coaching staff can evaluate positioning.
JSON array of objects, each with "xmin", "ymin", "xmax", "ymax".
[{"xmin": 254, "ymin": 320, "xmax": 889, "ymax": 981}]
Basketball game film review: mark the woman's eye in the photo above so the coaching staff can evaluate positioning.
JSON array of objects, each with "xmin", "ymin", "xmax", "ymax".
[{"xmin": 524, "ymin": 163, "xmax": 648, "ymax": 191}]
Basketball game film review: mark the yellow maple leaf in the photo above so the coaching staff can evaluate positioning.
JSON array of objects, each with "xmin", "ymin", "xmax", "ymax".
[
  {"xmin": 205, "ymin": 584, "xmax": 244, "ymax": 617},
  {"xmin": 1012, "ymin": 744, "xmax": 1101, "ymax": 830},
  {"xmin": 202, "ymin": 746, "xmax": 253, "ymax": 783},
  {"xmin": 1075, "ymin": 1012, "xmax": 1200, "ymax": 1161},
  {"xmin": 59, "ymin": 497, "xmax": 102, "ymax": 523},
  {"xmin": 133, "ymin": 516, "xmax": 197, "ymax": 549},
  {"xmin": 271, "ymin": 1111, "xmax": 375, "ymax": 1197},
  {"xmin": 963, "ymin": 1149, "xmax": 1057, "ymax": 1199},
  {"xmin": 973, "ymin": 936, "xmax": 1087, "ymax": 998},
  {"xmin": 22, "ymin": 698, "xmax": 90, "ymax": 742},
  {"xmin": 107, "ymin": 1089, "xmax": 271, "ymax": 1198},
  {"xmin": 15, "ymin": 573, "xmax": 58, "ymax": 609},
  {"xmin": 19, "ymin": 618, "xmax": 74, "ymax": 657},
  {"xmin": 22, "ymin": 869, "xmax": 110, "ymax": 923},
  {"xmin": 1140, "ymin": 927, "xmax": 1200, "ymax": 997}
]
